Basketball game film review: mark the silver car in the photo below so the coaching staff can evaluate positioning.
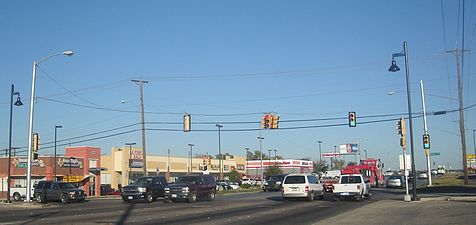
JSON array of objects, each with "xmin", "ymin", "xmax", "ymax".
[{"xmin": 386, "ymin": 175, "xmax": 405, "ymax": 188}]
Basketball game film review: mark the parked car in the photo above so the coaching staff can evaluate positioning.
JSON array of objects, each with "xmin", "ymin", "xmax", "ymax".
[
  {"xmin": 418, "ymin": 173, "xmax": 429, "ymax": 179},
  {"xmin": 121, "ymin": 176, "xmax": 168, "ymax": 203},
  {"xmin": 164, "ymin": 174, "xmax": 216, "ymax": 203},
  {"xmin": 263, "ymin": 174, "xmax": 287, "ymax": 192},
  {"xmin": 216, "ymin": 181, "xmax": 233, "ymax": 191},
  {"xmin": 386, "ymin": 175, "xmax": 406, "ymax": 188},
  {"xmin": 34, "ymin": 181, "xmax": 85, "ymax": 204},
  {"xmin": 281, "ymin": 174, "xmax": 324, "ymax": 201},
  {"xmin": 241, "ymin": 178, "xmax": 252, "ymax": 185},
  {"xmin": 10, "ymin": 182, "xmax": 36, "ymax": 201},
  {"xmin": 333, "ymin": 174, "xmax": 371, "ymax": 201}
]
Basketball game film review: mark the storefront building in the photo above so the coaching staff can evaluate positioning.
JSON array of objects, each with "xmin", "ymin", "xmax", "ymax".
[
  {"xmin": 246, "ymin": 159, "xmax": 314, "ymax": 179},
  {"xmin": 100, "ymin": 146, "xmax": 246, "ymax": 191},
  {"xmin": 0, "ymin": 146, "xmax": 102, "ymax": 198}
]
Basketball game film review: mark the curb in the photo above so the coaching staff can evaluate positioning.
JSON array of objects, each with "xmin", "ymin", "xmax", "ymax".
[{"xmin": 419, "ymin": 196, "xmax": 476, "ymax": 202}]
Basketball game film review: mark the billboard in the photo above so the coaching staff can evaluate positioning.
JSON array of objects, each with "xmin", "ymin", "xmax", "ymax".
[{"xmin": 339, "ymin": 144, "xmax": 358, "ymax": 155}]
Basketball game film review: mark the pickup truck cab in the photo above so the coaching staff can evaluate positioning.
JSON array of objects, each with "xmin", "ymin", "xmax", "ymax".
[{"xmin": 333, "ymin": 174, "xmax": 370, "ymax": 201}]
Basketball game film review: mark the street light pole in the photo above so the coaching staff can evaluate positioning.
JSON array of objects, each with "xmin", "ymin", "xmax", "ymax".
[
  {"xmin": 257, "ymin": 135, "xmax": 264, "ymax": 188},
  {"xmin": 245, "ymin": 148, "xmax": 250, "ymax": 177},
  {"xmin": 188, "ymin": 144, "xmax": 194, "ymax": 173},
  {"xmin": 318, "ymin": 140, "xmax": 322, "ymax": 162},
  {"xmin": 216, "ymin": 124, "xmax": 223, "ymax": 180},
  {"xmin": 54, "ymin": 125, "xmax": 62, "ymax": 181},
  {"xmin": 125, "ymin": 142, "xmax": 136, "ymax": 183},
  {"xmin": 389, "ymin": 41, "xmax": 418, "ymax": 201},
  {"xmin": 420, "ymin": 80, "xmax": 432, "ymax": 186},
  {"xmin": 26, "ymin": 50, "xmax": 73, "ymax": 202},
  {"xmin": 332, "ymin": 146, "xmax": 337, "ymax": 169},
  {"xmin": 274, "ymin": 149, "xmax": 277, "ymax": 165},
  {"xmin": 6, "ymin": 84, "xmax": 22, "ymax": 203}
]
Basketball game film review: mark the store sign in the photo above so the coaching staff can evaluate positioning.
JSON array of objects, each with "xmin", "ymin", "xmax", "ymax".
[
  {"xmin": 129, "ymin": 159, "xmax": 144, "ymax": 168},
  {"xmin": 63, "ymin": 175, "xmax": 83, "ymax": 182},
  {"xmin": 60, "ymin": 158, "xmax": 83, "ymax": 168},
  {"xmin": 13, "ymin": 158, "xmax": 45, "ymax": 168}
]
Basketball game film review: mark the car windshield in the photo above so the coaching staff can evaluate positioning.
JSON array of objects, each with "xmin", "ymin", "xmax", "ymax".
[
  {"xmin": 133, "ymin": 177, "xmax": 153, "ymax": 185},
  {"xmin": 176, "ymin": 176, "xmax": 197, "ymax": 184},
  {"xmin": 59, "ymin": 183, "xmax": 77, "ymax": 189},
  {"xmin": 341, "ymin": 176, "xmax": 362, "ymax": 184},
  {"xmin": 284, "ymin": 176, "xmax": 305, "ymax": 184},
  {"xmin": 388, "ymin": 175, "xmax": 402, "ymax": 180}
]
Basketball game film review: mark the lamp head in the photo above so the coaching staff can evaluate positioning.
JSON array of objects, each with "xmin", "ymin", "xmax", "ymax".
[
  {"xmin": 388, "ymin": 59, "xmax": 400, "ymax": 72},
  {"xmin": 14, "ymin": 96, "xmax": 23, "ymax": 106},
  {"xmin": 63, "ymin": 51, "xmax": 74, "ymax": 57}
]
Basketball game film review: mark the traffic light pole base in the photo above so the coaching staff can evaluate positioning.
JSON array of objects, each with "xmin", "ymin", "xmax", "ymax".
[{"xmin": 404, "ymin": 194, "xmax": 411, "ymax": 202}]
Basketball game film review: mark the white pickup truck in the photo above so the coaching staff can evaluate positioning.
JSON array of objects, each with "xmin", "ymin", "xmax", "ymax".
[{"xmin": 333, "ymin": 174, "xmax": 371, "ymax": 201}]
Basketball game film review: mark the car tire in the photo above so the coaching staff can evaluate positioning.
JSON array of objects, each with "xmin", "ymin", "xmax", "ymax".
[
  {"xmin": 13, "ymin": 192, "xmax": 21, "ymax": 201},
  {"xmin": 60, "ymin": 194, "xmax": 69, "ymax": 204},
  {"xmin": 36, "ymin": 193, "xmax": 46, "ymax": 204},
  {"xmin": 187, "ymin": 192, "xmax": 197, "ymax": 203},
  {"xmin": 307, "ymin": 192, "xmax": 314, "ymax": 201},
  {"xmin": 146, "ymin": 192, "xmax": 153, "ymax": 203},
  {"xmin": 207, "ymin": 191, "xmax": 215, "ymax": 201}
]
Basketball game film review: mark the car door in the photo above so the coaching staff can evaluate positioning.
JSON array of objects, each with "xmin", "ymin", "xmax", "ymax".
[{"xmin": 49, "ymin": 183, "xmax": 60, "ymax": 200}]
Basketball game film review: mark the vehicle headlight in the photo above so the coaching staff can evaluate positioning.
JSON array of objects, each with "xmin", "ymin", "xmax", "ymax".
[
  {"xmin": 165, "ymin": 187, "xmax": 170, "ymax": 193},
  {"xmin": 69, "ymin": 191, "xmax": 76, "ymax": 195},
  {"xmin": 264, "ymin": 182, "xmax": 268, "ymax": 185},
  {"xmin": 182, "ymin": 187, "xmax": 189, "ymax": 192},
  {"xmin": 138, "ymin": 187, "xmax": 147, "ymax": 192}
]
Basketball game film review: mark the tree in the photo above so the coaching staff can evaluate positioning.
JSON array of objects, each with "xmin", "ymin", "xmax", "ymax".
[
  {"xmin": 333, "ymin": 159, "xmax": 346, "ymax": 170},
  {"xmin": 264, "ymin": 165, "xmax": 283, "ymax": 177},
  {"xmin": 313, "ymin": 160, "xmax": 329, "ymax": 173},
  {"xmin": 227, "ymin": 170, "xmax": 241, "ymax": 183},
  {"xmin": 250, "ymin": 150, "xmax": 268, "ymax": 160}
]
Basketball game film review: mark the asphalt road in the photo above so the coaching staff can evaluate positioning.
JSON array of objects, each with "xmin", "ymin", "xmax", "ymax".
[{"xmin": 0, "ymin": 189, "xmax": 399, "ymax": 225}]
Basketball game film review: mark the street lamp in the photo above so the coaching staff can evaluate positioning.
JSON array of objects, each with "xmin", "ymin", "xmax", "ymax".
[
  {"xmin": 54, "ymin": 125, "xmax": 62, "ymax": 180},
  {"xmin": 274, "ymin": 149, "xmax": 277, "ymax": 165},
  {"xmin": 6, "ymin": 84, "xmax": 23, "ymax": 203},
  {"xmin": 257, "ymin": 136, "xmax": 264, "ymax": 188},
  {"xmin": 125, "ymin": 142, "xmax": 136, "ymax": 183},
  {"xmin": 332, "ymin": 145, "xmax": 337, "ymax": 169},
  {"xmin": 216, "ymin": 124, "xmax": 223, "ymax": 180},
  {"xmin": 245, "ymin": 147, "xmax": 250, "ymax": 176},
  {"xmin": 388, "ymin": 41, "xmax": 418, "ymax": 201},
  {"xmin": 188, "ymin": 144, "xmax": 194, "ymax": 173},
  {"xmin": 26, "ymin": 50, "xmax": 73, "ymax": 202},
  {"xmin": 318, "ymin": 140, "xmax": 322, "ymax": 162}
]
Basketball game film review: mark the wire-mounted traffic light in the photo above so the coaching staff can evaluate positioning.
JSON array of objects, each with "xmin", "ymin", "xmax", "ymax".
[
  {"xmin": 423, "ymin": 134, "xmax": 430, "ymax": 149},
  {"xmin": 183, "ymin": 113, "xmax": 191, "ymax": 132},
  {"xmin": 348, "ymin": 112, "xmax": 356, "ymax": 127},
  {"xmin": 262, "ymin": 114, "xmax": 271, "ymax": 129},
  {"xmin": 271, "ymin": 114, "xmax": 279, "ymax": 129}
]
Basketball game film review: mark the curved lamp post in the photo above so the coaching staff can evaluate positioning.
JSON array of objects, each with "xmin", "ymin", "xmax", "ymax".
[
  {"xmin": 26, "ymin": 51, "xmax": 73, "ymax": 202},
  {"xmin": 6, "ymin": 85, "xmax": 23, "ymax": 203},
  {"xmin": 388, "ymin": 41, "xmax": 417, "ymax": 201}
]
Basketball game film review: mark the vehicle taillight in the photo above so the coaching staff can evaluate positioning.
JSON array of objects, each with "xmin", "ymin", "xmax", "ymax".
[
  {"xmin": 305, "ymin": 186, "xmax": 310, "ymax": 192},
  {"xmin": 357, "ymin": 184, "xmax": 361, "ymax": 191}
]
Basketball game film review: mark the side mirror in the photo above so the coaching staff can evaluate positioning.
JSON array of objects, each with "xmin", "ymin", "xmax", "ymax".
[{"xmin": 276, "ymin": 181, "xmax": 282, "ymax": 185}]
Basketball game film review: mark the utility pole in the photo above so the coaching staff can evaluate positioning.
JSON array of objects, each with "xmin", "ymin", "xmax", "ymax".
[
  {"xmin": 446, "ymin": 48, "xmax": 470, "ymax": 184},
  {"xmin": 131, "ymin": 79, "xmax": 148, "ymax": 177}
]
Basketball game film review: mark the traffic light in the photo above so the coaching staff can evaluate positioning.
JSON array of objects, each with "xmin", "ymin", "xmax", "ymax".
[
  {"xmin": 261, "ymin": 115, "xmax": 266, "ymax": 129},
  {"xmin": 423, "ymin": 134, "xmax": 430, "ymax": 149},
  {"xmin": 183, "ymin": 113, "xmax": 191, "ymax": 132},
  {"xmin": 348, "ymin": 112, "xmax": 356, "ymax": 127},
  {"xmin": 271, "ymin": 114, "xmax": 279, "ymax": 129},
  {"xmin": 262, "ymin": 114, "xmax": 271, "ymax": 129},
  {"xmin": 400, "ymin": 136, "xmax": 406, "ymax": 148},
  {"xmin": 397, "ymin": 117, "xmax": 406, "ymax": 136},
  {"xmin": 33, "ymin": 132, "xmax": 40, "ymax": 151},
  {"xmin": 32, "ymin": 152, "xmax": 39, "ymax": 160}
]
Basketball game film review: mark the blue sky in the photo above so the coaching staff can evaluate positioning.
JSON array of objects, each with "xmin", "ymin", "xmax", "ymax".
[{"xmin": 0, "ymin": 1, "xmax": 475, "ymax": 171}]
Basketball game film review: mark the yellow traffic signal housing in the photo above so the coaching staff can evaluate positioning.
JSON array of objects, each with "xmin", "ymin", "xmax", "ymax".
[
  {"xmin": 400, "ymin": 136, "xmax": 406, "ymax": 148},
  {"xmin": 423, "ymin": 134, "xmax": 430, "ymax": 149},
  {"xmin": 261, "ymin": 115, "xmax": 266, "ymax": 129},
  {"xmin": 348, "ymin": 112, "xmax": 356, "ymax": 127},
  {"xmin": 400, "ymin": 117, "xmax": 406, "ymax": 136},
  {"xmin": 264, "ymin": 114, "xmax": 272, "ymax": 129},
  {"xmin": 32, "ymin": 152, "xmax": 39, "ymax": 160},
  {"xmin": 183, "ymin": 113, "xmax": 191, "ymax": 132},
  {"xmin": 33, "ymin": 132, "xmax": 39, "ymax": 151},
  {"xmin": 271, "ymin": 114, "xmax": 279, "ymax": 129}
]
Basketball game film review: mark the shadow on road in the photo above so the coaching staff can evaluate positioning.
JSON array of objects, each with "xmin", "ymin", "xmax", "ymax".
[
  {"xmin": 116, "ymin": 202, "xmax": 135, "ymax": 225},
  {"xmin": 23, "ymin": 209, "xmax": 63, "ymax": 225}
]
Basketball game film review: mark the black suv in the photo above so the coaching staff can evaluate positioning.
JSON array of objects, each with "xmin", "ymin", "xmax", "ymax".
[
  {"xmin": 121, "ymin": 176, "xmax": 168, "ymax": 203},
  {"xmin": 263, "ymin": 174, "xmax": 287, "ymax": 192},
  {"xmin": 164, "ymin": 174, "xmax": 216, "ymax": 203},
  {"xmin": 34, "ymin": 181, "xmax": 85, "ymax": 204}
]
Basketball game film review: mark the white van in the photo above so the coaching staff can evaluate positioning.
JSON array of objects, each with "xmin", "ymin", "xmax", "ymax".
[{"xmin": 281, "ymin": 174, "xmax": 324, "ymax": 201}]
